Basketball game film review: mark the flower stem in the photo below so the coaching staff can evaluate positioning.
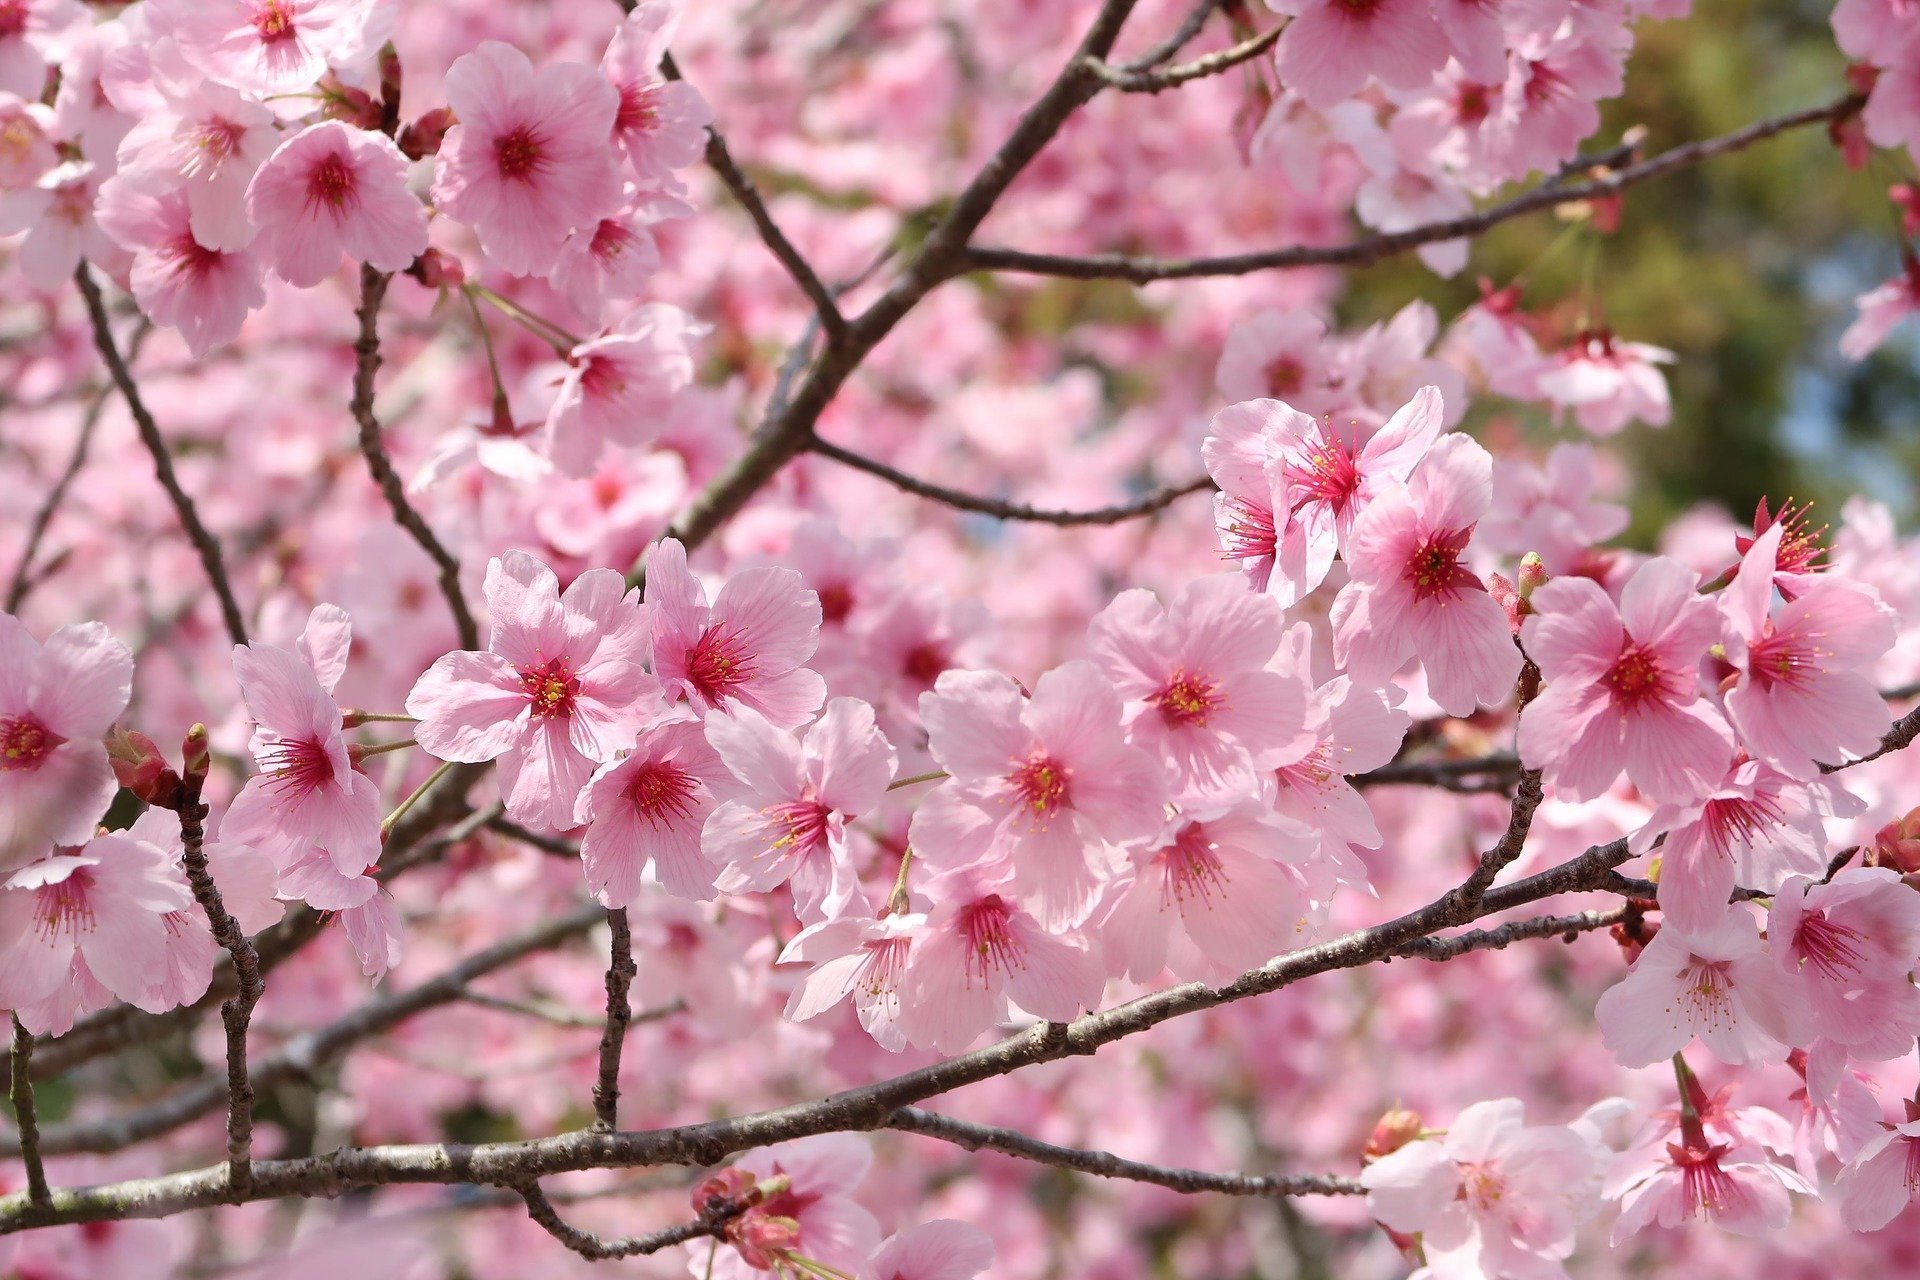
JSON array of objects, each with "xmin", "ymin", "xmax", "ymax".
[{"xmin": 381, "ymin": 759, "xmax": 456, "ymax": 838}]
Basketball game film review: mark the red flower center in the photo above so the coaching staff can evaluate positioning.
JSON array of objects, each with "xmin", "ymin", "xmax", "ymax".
[
  {"xmin": 959, "ymin": 895, "xmax": 1019, "ymax": 984},
  {"xmin": 616, "ymin": 83, "xmax": 663, "ymax": 135},
  {"xmin": 494, "ymin": 126, "xmax": 546, "ymax": 181},
  {"xmin": 0, "ymin": 1, "xmax": 29, "ymax": 39},
  {"xmin": 1264, "ymin": 355, "xmax": 1304, "ymax": 398},
  {"xmin": 308, "ymin": 153, "xmax": 357, "ymax": 211},
  {"xmin": 0, "ymin": 713, "xmax": 61, "ymax": 772},
  {"xmin": 1160, "ymin": 825, "xmax": 1227, "ymax": 908},
  {"xmin": 519, "ymin": 656, "xmax": 581, "ymax": 719},
  {"xmin": 1604, "ymin": 642, "xmax": 1664, "ymax": 704},
  {"xmin": 1292, "ymin": 429, "xmax": 1362, "ymax": 514},
  {"xmin": 252, "ymin": 0, "xmax": 297, "ymax": 42},
  {"xmin": 257, "ymin": 734, "xmax": 337, "ymax": 795},
  {"xmin": 1218, "ymin": 496, "xmax": 1277, "ymax": 566},
  {"xmin": 816, "ymin": 582, "xmax": 854, "ymax": 626},
  {"xmin": 1008, "ymin": 751, "xmax": 1070, "ymax": 820},
  {"xmin": 1403, "ymin": 528, "xmax": 1475, "ymax": 601},
  {"xmin": 901, "ymin": 642, "xmax": 948, "ymax": 689},
  {"xmin": 1794, "ymin": 908, "xmax": 1869, "ymax": 981},
  {"xmin": 627, "ymin": 759, "xmax": 698, "ymax": 827},
  {"xmin": 765, "ymin": 798, "xmax": 831, "ymax": 860},
  {"xmin": 1154, "ymin": 668, "xmax": 1220, "ymax": 726},
  {"xmin": 687, "ymin": 623, "xmax": 755, "ymax": 703}
]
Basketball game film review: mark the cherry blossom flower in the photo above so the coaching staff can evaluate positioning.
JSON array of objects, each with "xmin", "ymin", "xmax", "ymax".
[
  {"xmin": 1632, "ymin": 757, "xmax": 1833, "ymax": 936},
  {"xmin": 856, "ymin": 1222, "xmax": 993, "ymax": 1280},
  {"xmin": 601, "ymin": 0, "xmax": 712, "ymax": 186},
  {"xmin": 1361, "ymin": 1098, "xmax": 1601, "ymax": 1279},
  {"xmin": 1835, "ymin": 1102, "xmax": 1920, "ymax": 1232},
  {"xmin": 646, "ymin": 536, "xmax": 826, "ymax": 728},
  {"xmin": 1595, "ymin": 913, "xmax": 1813, "ymax": 1067},
  {"xmin": 245, "ymin": 122, "xmax": 429, "ymax": 287},
  {"xmin": 1608, "ymin": 1095, "xmax": 1814, "ymax": 1240},
  {"xmin": 0, "ymin": 161, "xmax": 119, "ymax": 292},
  {"xmin": 1533, "ymin": 330, "xmax": 1675, "ymax": 436},
  {"xmin": 407, "ymin": 552, "xmax": 660, "ymax": 830},
  {"xmin": 1865, "ymin": 29, "xmax": 1920, "ymax": 164},
  {"xmin": 223, "ymin": 614, "xmax": 383, "ymax": 875},
  {"xmin": 1840, "ymin": 258, "xmax": 1920, "ymax": 360},
  {"xmin": 147, "ymin": 0, "xmax": 375, "ymax": 98},
  {"xmin": 1087, "ymin": 574, "xmax": 1306, "ymax": 795},
  {"xmin": 1213, "ymin": 309, "xmax": 1341, "ymax": 412},
  {"xmin": 107, "ymin": 71, "xmax": 278, "ymax": 252},
  {"xmin": 0, "ymin": 613, "xmax": 133, "ymax": 872},
  {"xmin": 1769, "ymin": 868, "xmax": 1920, "ymax": 1058},
  {"xmin": 1272, "ymin": 0, "xmax": 1450, "ymax": 108},
  {"xmin": 779, "ymin": 911, "xmax": 921, "ymax": 1051},
  {"xmin": 897, "ymin": 869, "xmax": 1104, "ymax": 1052},
  {"xmin": 122, "ymin": 809, "xmax": 280, "ymax": 1012},
  {"xmin": 1480, "ymin": 442, "xmax": 1628, "ymax": 574},
  {"xmin": 1332, "ymin": 432, "xmax": 1522, "ymax": 715},
  {"xmin": 1722, "ymin": 522, "xmax": 1897, "ymax": 777},
  {"xmin": 544, "ymin": 303, "xmax": 706, "ymax": 476},
  {"xmin": 1102, "ymin": 803, "xmax": 1321, "ymax": 982},
  {"xmin": 703, "ymin": 698, "xmax": 896, "ymax": 921},
  {"xmin": 0, "ymin": 833, "xmax": 193, "ymax": 1030},
  {"xmin": 579, "ymin": 716, "xmax": 730, "ymax": 905},
  {"xmin": 0, "ymin": 92, "xmax": 55, "ymax": 190},
  {"xmin": 699, "ymin": 1134, "xmax": 881, "ymax": 1280},
  {"xmin": 551, "ymin": 188, "xmax": 692, "ymax": 317},
  {"xmin": 1517, "ymin": 556, "xmax": 1734, "ymax": 803},
  {"xmin": 93, "ymin": 181, "xmax": 265, "ymax": 356},
  {"xmin": 431, "ymin": 41, "xmax": 623, "ymax": 277},
  {"xmin": 912, "ymin": 663, "xmax": 1166, "ymax": 930},
  {"xmin": 0, "ymin": 0, "xmax": 83, "ymax": 99}
]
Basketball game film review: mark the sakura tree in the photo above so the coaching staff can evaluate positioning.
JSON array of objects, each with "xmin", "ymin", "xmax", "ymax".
[{"xmin": 11, "ymin": 0, "xmax": 1920, "ymax": 1278}]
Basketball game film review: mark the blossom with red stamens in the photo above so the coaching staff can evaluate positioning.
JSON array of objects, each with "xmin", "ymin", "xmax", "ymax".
[
  {"xmin": 408, "ymin": 552, "xmax": 660, "ymax": 830},
  {"xmin": 1770, "ymin": 868, "xmax": 1920, "ymax": 1057},
  {"xmin": 579, "ymin": 716, "xmax": 730, "ymax": 905},
  {"xmin": 245, "ymin": 121, "xmax": 428, "ymax": 287}
]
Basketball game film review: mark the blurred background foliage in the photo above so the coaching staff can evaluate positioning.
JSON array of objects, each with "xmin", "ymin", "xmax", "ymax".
[{"xmin": 1341, "ymin": 0, "xmax": 1920, "ymax": 544}]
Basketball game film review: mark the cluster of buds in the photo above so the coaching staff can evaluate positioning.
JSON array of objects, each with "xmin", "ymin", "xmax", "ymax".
[
  {"xmin": 691, "ymin": 1169, "xmax": 803, "ymax": 1270},
  {"xmin": 106, "ymin": 723, "xmax": 211, "ymax": 811}
]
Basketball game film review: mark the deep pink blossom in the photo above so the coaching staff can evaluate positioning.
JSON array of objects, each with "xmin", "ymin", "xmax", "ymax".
[
  {"xmin": 544, "ymin": 303, "xmax": 705, "ymax": 476},
  {"xmin": 601, "ymin": 1, "xmax": 712, "ymax": 186},
  {"xmin": 580, "ymin": 716, "xmax": 730, "ymax": 905},
  {"xmin": 1213, "ymin": 310, "xmax": 1341, "ymax": 413},
  {"xmin": 108, "ymin": 72, "xmax": 277, "ymax": 252},
  {"xmin": 245, "ymin": 122, "xmax": 428, "ymax": 287},
  {"xmin": 93, "ymin": 181, "xmax": 264, "ymax": 356},
  {"xmin": 407, "ymin": 552, "xmax": 660, "ymax": 830},
  {"xmin": 0, "ymin": 614, "xmax": 133, "ymax": 872},
  {"xmin": 1533, "ymin": 331, "xmax": 1675, "ymax": 436},
  {"xmin": 1722, "ymin": 522, "xmax": 1897, "ymax": 777},
  {"xmin": 1273, "ymin": 0, "xmax": 1450, "ymax": 108},
  {"xmin": 703, "ymin": 697, "xmax": 896, "ymax": 921},
  {"xmin": 1518, "ymin": 556, "xmax": 1734, "ymax": 803},
  {"xmin": 912, "ymin": 663, "xmax": 1166, "ymax": 930},
  {"xmin": 431, "ymin": 41, "xmax": 623, "ymax": 277},
  {"xmin": 897, "ymin": 869, "xmax": 1104, "ymax": 1052},
  {"xmin": 1088, "ymin": 574, "xmax": 1306, "ymax": 795},
  {"xmin": 701, "ymin": 1134, "xmax": 881, "ymax": 1280},
  {"xmin": 1332, "ymin": 432, "xmax": 1522, "ymax": 715},
  {"xmin": 646, "ymin": 536, "xmax": 826, "ymax": 729}
]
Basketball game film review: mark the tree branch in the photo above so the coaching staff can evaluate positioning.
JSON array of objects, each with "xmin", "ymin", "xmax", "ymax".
[
  {"xmin": 74, "ymin": 265, "xmax": 249, "ymax": 646},
  {"xmin": 591, "ymin": 908, "xmax": 638, "ymax": 1131},
  {"xmin": 8, "ymin": 1017, "xmax": 49, "ymax": 1207},
  {"xmin": 1352, "ymin": 752, "xmax": 1523, "ymax": 792},
  {"xmin": 1087, "ymin": 20, "xmax": 1282, "ymax": 93},
  {"xmin": 516, "ymin": 1182, "xmax": 740, "ymax": 1261},
  {"xmin": 888, "ymin": 1107, "xmax": 1362, "ymax": 1197},
  {"xmin": 808, "ymin": 437, "xmax": 1214, "ymax": 525},
  {"xmin": 352, "ymin": 266, "xmax": 480, "ymax": 649},
  {"xmin": 1391, "ymin": 905, "xmax": 1634, "ymax": 962},
  {"xmin": 958, "ymin": 96, "xmax": 1863, "ymax": 282}
]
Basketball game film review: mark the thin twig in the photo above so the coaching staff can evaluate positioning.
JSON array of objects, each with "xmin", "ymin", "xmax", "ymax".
[
  {"xmin": 1392, "ymin": 906, "xmax": 1631, "ymax": 962},
  {"xmin": 352, "ymin": 266, "xmax": 480, "ymax": 649},
  {"xmin": 8, "ymin": 1017, "xmax": 49, "ymax": 1206},
  {"xmin": 959, "ymin": 96, "xmax": 1864, "ymax": 282},
  {"xmin": 1354, "ymin": 752, "xmax": 1524, "ymax": 791},
  {"xmin": 74, "ymin": 265, "xmax": 249, "ymax": 645},
  {"xmin": 809, "ymin": 437, "xmax": 1214, "ymax": 525},
  {"xmin": 660, "ymin": 52, "xmax": 847, "ymax": 343},
  {"xmin": 889, "ymin": 1108, "xmax": 1362, "ymax": 1197},
  {"xmin": 516, "ymin": 1182, "xmax": 740, "ymax": 1261},
  {"xmin": 591, "ymin": 909, "xmax": 638, "ymax": 1131},
  {"xmin": 1088, "ymin": 20, "xmax": 1281, "ymax": 93}
]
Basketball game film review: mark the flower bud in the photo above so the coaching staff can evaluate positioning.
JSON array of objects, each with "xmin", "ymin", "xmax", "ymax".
[
  {"xmin": 399, "ymin": 106, "xmax": 455, "ymax": 161},
  {"xmin": 730, "ymin": 1214, "xmax": 801, "ymax": 1270},
  {"xmin": 691, "ymin": 1167, "xmax": 759, "ymax": 1218},
  {"xmin": 406, "ymin": 247, "xmax": 466, "ymax": 291},
  {"xmin": 180, "ymin": 723, "xmax": 211, "ymax": 782},
  {"xmin": 107, "ymin": 727, "xmax": 181, "ymax": 806},
  {"xmin": 1517, "ymin": 552, "xmax": 1547, "ymax": 602},
  {"xmin": 1870, "ymin": 807, "xmax": 1920, "ymax": 874},
  {"xmin": 1363, "ymin": 1107, "xmax": 1424, "ymax": 1162}
]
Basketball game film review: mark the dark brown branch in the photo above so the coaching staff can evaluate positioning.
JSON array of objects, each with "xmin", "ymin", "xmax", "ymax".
[
  {"xmin": 8, "ymin": 902, "xmax": 603, "ymax": 1159},
  {"xmin": 889, "ymin": 1107, "xmax": 1361, "ymax": 1197},
  {"xmin": 959, "ymin": 96, "xmax": 1863, "ymax": 282},
  {"xmin": 1118, "ymin": 0, "xmax": 1220, "ymax": 71},
  {"xmin": 353, "ymin": 266, "xmax": 479, "ymax": 649},
  {"xmin": 660, "ymin": 52, "xmax": 847, "ymax": 343},
  {"xmin": 591, "ymin": 909, "xmax": 638, "ymax": 1131},
  {"xmin": 74, "ymin": 265, "xmax": 249, "ymax": 645},
  {"xmin": 1353, "ymin": 752, "xmax": 1523, "ymax": 791},
  {"xmin": 1392, "ymin": 906, "xmax": 1632, "ymax": 962},
  {"xmin": 166, "ymin": 756, "xmax": 264, "ymax": 1193},
  {"xmin": 8, "ymin": 1017, "xmax": 49, "ymax": 1207},
  {"xmin": 1089, "ymin": 21, "xmax": 1282, "ymax": 93},
  {"xmin": 809, "ymin": 437, "xmax": 1214, "ymax": 525},
  {"xmin": 1825, "ymin": 701, "xmax": 1920, "ymax": 772},
  {"xmin": 517, "ymin": 1182, "xmax": 739, "ymax": 1261}
]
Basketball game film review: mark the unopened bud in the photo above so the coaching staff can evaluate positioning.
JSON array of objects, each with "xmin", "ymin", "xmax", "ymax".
[
  {"xmin": 1363, "ymin": 1108, "xmax": 1424, "ymax": 1162},
  {"xmin": 1517, "ymin": 553, "xmax": 1547, "ymax": 602},
  {"xmin": 316, "ymin": 77, "xmax": 381, "ymax": 130},
  {"xmin": 1870, "ymin": 806, "xmax": 1920, "ymax": 874},
  {"xmin": 406, "ymin": 246, "xmax": 465, "ymax": 291},
  {"xmin": 690, "ymin": 1167, "xmax": 759, "ymax": 1218},
  {"xmin": 399, "ymin": 106, "xmax": 455, "ymax": 161},
  {"xmin": 180, "ymin": 724, "xmax": 211, "ymax": 781},
  {"xmin": 107, "ymin": 727, "xmax": 181, "ymax": 806},
  {"xmin": 378, "ymin": 42, "xmax": 402, "ymax": 115},
  {"xmin": 731, "ymin": 1215, "xmax": 801, "ymax": 1270}
]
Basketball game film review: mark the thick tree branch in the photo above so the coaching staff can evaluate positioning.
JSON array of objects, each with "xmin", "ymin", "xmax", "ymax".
[
  {"xmin": 958, "ymin": 96, "xmax": 1863, "ymax": 282},
  {"xmin": 888, "ymin": 1107, "xmax": 1362, "ymax": 1197},
  {"xmin": 75, "ymin": 265, "xmax": 249, "ymax": 646},
  {"xmin": 809, "ymin": 437, "xmax": 1214, "ymax": 525},
  {"xmin": 353, "ymin": 266, "xmax": 479, "ymax": 649},
  {"xmin": 8, "ymin": 1017, "xmax": 48, "ymax": 1207}
]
